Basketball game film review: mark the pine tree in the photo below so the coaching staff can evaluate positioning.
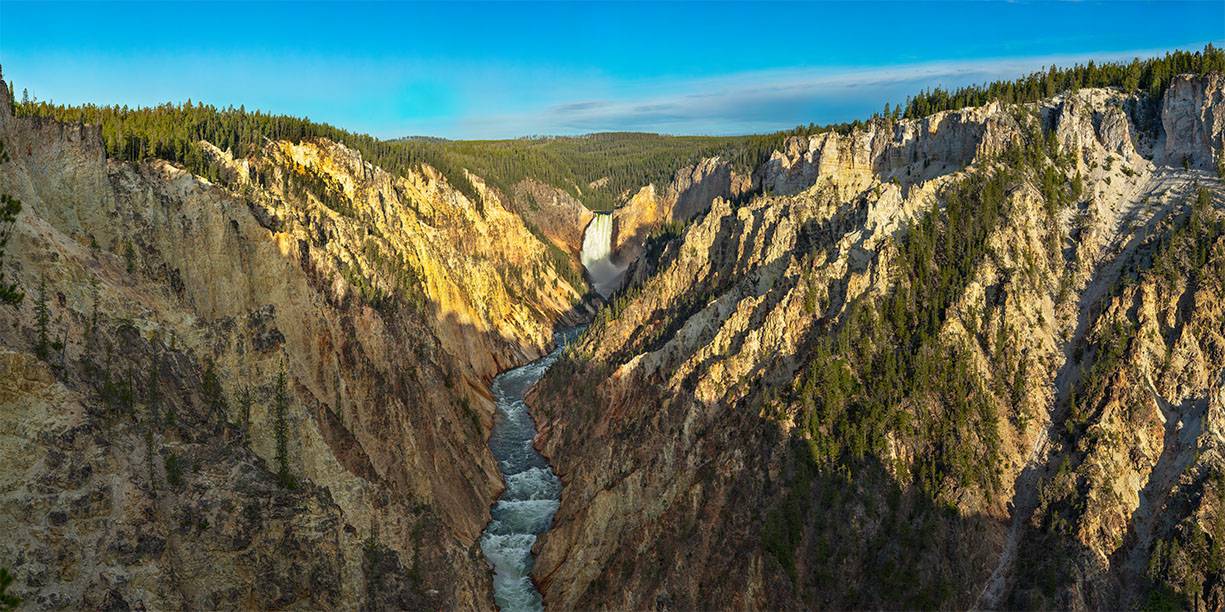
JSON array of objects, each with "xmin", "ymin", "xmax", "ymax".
[
  {"xmin": 144, "ymin": 414, "xmax": 158, "ymax": 495},
  {"xmin": 85, "ymin": 280, "xmax": 100, "ymax": 352},
  {"xmin": 201, "ymin": 358, "xmax": 226, "ymax": 416},
  {"xmin": 99, "ymin": 340, "xmax": 117, "ymax": 407},
  {"xmin": 273, "ymin": 366, "xmax": 293, "ymax": 488},
  {"xmin": 163, "ymin": 362, "xmax": 178, "ymax": 427},
  {"xmin": 123, "ymin": 240, "xmax": 135, "ymax": 274},
  {"xmin": 34, "ymin": 276, "xmax": 49, "ymax": 360},
  {"xmin": 122, "ymin": 366, "xmax": 136, "ymax": 416},
  {"xmin": 0, "ymin": 141, "xmax": 24, "ymax": 307},
  {"xmin": 146, "ymin": 350, "xmax": 160, "ymax": 424},
  {"xmin": 0, "ymin": 567, "xmax": 20, "ymax": 610}
]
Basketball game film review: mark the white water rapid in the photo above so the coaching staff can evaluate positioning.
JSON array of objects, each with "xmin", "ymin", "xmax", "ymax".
[
  {"xmin": 479, "ymin": 328, "xmax": 582, "ymax": 611},
  {"xmin": 580, "ymin": 213, "xmax": 627, "ymax": 298}
]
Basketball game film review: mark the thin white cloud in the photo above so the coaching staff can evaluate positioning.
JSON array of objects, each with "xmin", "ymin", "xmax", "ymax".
[
  {"xmin": 440, "ymin": 43, "xmax": 1216, "ymax": 138},
  {"xmin": 7, "ymin": 40, "xmax": 1217, "ymax": 139}
]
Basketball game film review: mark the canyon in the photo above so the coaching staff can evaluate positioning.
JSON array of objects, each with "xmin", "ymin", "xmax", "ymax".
[{"xmin": 0, "ymin": 58, "xmax": 1223, "ymax": 612}]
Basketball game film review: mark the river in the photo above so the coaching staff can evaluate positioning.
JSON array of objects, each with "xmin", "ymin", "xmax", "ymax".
[{"xmin": 479, "ymin": 328, "xmax": 582, "ymax": 611}]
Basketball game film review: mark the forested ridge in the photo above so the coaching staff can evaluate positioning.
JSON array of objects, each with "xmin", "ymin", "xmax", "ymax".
[
  {"xmin": 8, "ymin": 92, "xmax": 488, "ymax": 203},
  {"xmin": 8, "ymin": 86, "xmax": 819, "ymax": 212},
  {"xmin": 897, "ymin": 44, "xmax": 1224, "ymax": 119},
  {"xmin": 7, "ymin": 79, "xmax": 836, "ymax": 212},
  {"xmin": 7, "ymin": 44, "xmax": 1221, "ymax": 213},
  {"xmin": 408, "ymin": 132, "xmax": 794, "ymax": 211}
]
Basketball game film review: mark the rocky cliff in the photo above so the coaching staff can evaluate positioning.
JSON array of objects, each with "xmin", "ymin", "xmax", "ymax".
[
  {"xmin": 0, "ymin": 75, "xmax": 590, "ymax": 609},
  {"xmin": 530, "ymin": 74, "xmax": 1225, "ymax": 610},
  {"xmin": 1162, "ymin": 72, "xmax": 1225, "ymax": 170},
  {"xmin": 761, "ymin": 100, "xmax": 1019, "ymax": 197},
  {"xmin": 507, "ymin": 179, "xmax": 594, "ymax": 260},
  {"xmin": 611, "ymin": 157, "xmax": 754, "ymax": 268}
]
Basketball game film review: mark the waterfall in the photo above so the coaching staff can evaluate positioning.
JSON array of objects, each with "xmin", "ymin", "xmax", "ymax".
[
  {"xmin": 580, "ymin": 213, "xmax": 626, "ymax": 298},
  {"xmin": 580, "ymin": 214, "xmax": 613, "ymax": 266}
]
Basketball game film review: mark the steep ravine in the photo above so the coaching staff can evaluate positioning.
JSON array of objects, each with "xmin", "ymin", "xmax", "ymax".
[
  {"xmin": 978, "ymin": 166, "xmax": 1216, "ymax": 608},
  {"xmin": 476, "ymin": 210, "xmax": 630, "ymax": 611},
  {"xmin": 0, "ymin": 63, "xmax": 770, "ymax": 607}
]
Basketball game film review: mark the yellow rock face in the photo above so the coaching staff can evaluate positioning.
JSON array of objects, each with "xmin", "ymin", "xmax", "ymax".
[{"xmin": 0, "ymin": 77, "xmax": 590, "ymax": 609}]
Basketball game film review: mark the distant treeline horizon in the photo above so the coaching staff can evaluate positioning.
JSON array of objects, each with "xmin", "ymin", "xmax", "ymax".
[{"xmin": 6, "ymin": 44, "xmax": 1223, "ymax": 211}]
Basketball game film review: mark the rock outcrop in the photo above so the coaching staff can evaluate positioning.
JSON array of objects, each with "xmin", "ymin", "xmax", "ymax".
[
  {"xmin": 611, "ymin": 157, "xmax": 753, "ymax": 266},
  {"xmin": 1162, "ymin": 73, "xmax": 1225, "ymax": 169},
  {"xmin": 508, "ymin": 178, "xmax": 594, "ymax": 259},
  {"xmin": 762, "ymin": 100, "xmax": 1019, "ymax": 197}
]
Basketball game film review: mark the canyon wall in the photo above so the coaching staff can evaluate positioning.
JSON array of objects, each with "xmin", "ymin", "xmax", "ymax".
[
  {"xmin": 611, "ymin": 157, "xmax": 754, "ymax": 267},
  {"xmin": 531, "ymin": 75, "xmax": 1225, "ymax": 610},
  {"xmin": 0, "ymin": 77, "xmax": 589, "ymax": 609}
]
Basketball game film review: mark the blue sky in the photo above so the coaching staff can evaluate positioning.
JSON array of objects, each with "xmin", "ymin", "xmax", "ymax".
[{"xmin": 1, "ymin": 1, "xmax": 1221, "ymax": 139}]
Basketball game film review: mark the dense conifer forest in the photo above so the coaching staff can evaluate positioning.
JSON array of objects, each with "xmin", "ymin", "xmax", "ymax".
[
  {"xmin": 8, "ymin": 89, "xmax": 813, "ymax": 212},
  {"xmin": 8, "ymin": 81, "xmax": 821, "ymax": 211},
  {"xmin": 899, "ymin": 44, "xmax": 1224, "ymax": 119},
  {"xmin": 409, "ymin": 132, "xmax": 790, "ymax": 211},
  {"xmin": 8, "ymin": 45, "xmax": 1221, "ymax": 213}
]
